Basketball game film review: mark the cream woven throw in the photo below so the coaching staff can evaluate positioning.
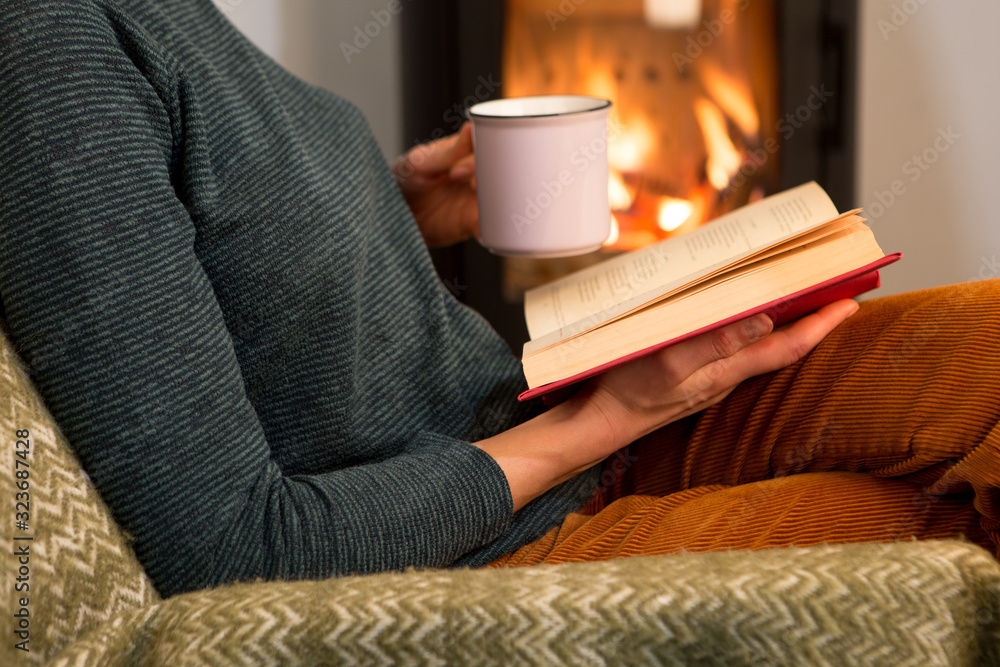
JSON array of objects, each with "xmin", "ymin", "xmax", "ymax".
[{"xmin": 2, "ymin": 323, "xmax": 1000, "ymax": 666}]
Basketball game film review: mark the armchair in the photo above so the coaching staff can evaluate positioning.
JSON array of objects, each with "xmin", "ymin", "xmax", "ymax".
[{"xmin": 2, "ymin": 319, "xmax": 998, "ymax": 665}]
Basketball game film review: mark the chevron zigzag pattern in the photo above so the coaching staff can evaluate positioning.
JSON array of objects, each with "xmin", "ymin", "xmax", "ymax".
[
  {"xmin": 3, "ymin": 320, "xmax": 1000, "ymax": 664},
  {"xmin": 38, "ymin": 541, "xmax": 1000, "ymax": 666},
  {"xmin": 0, "ymin": 324, "xmax": 159, "ymax": 665}
]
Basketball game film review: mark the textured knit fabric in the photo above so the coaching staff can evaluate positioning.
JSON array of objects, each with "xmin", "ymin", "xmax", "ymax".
[
  {"xmin": 0, "ymin": 0, "xmax": 598, "ymax": 598},
  {"xmin": 5, "ymin": 309, "xmax": 1000, "ymax": 666},
  {"xmin": 0, "ymin": 317, "xmax": 160, "ymax": 664},
  {"xmin": 493, "ymin": 280, "xmax": 1000, "ymax": 567},
  {"xmin": 38, "ymin": 542, "xmax": 1000, "ymax": 666}
]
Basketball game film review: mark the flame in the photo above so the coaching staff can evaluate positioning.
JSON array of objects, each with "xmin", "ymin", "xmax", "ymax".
[
  {"xmin": 608, "ymin": 116, "xmax": 654, "ymax": 173},
  {"xmin": 608, "ymin": 172, "xmax": 632, "ymax": 211},
  {"xmin": 694, "ymin": 98, "xmax": 741, "ymax": 191},
  {"xmin": 699, "ymin": 61, "xmax": 760, "ymax": 139},
  {"xmin": 585, "ymin": 69, "xmax": 619, "ymax": 105},
  {"xmin": 604, "ymin": 214, "xmax": 621, "ymax": 247},
  {"xmin": 657, "ymin": 197, "xmax": 694, "ymax": 232}
]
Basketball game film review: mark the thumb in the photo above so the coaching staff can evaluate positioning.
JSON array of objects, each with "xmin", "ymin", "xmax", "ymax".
[
  {"xmin": 452, "ymin": 121, "xmax": 474, "ymax": 160},
  {"xmin": 406, "ymin": 124, "xmax": 472, "ymax": 176}
]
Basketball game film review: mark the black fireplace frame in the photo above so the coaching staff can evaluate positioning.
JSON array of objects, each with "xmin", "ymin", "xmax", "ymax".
[{"xmin": 401, "ymin": 0, "xmax": 859, "ymax": 350}]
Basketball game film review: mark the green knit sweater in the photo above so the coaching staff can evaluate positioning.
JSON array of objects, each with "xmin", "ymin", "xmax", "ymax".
[{"xmin": 0, "ymin": 0, "xmax": 598, "ymax": 597}]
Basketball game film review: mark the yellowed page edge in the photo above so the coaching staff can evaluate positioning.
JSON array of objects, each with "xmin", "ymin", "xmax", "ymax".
[
  {"xmin": 522, "ymin": 212, "xmax": 865, "ymax": 357},
  {"xmin": 523, "ymin": 227, "xmax": 883, "ymax": 388},
  {"xmin": 524, "ymin": 181, "xmax": 840, "ymax": 342}
]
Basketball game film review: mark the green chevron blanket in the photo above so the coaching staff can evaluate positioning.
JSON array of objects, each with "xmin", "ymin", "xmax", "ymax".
[{"xmin": 3, "ymin": 320, "xmax": 1000, "ymax": 665}]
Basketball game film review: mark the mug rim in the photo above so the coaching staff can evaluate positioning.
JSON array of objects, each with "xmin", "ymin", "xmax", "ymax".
[{"xmin": 469, "ymin": 95, "xmax": 612, "ymax": 120}]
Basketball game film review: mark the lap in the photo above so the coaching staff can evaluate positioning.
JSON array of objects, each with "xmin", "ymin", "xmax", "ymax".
[
  {"xmin": 608, "ymin": 279, "xmax": 1000, "ymax": 495},
  {"xmin": 494, "ymin": 472, "xmax": 988, "ymax": 567},
  {"xmin": 495, "ymin": 280, "xmax": 1000, "ymax": 567}
]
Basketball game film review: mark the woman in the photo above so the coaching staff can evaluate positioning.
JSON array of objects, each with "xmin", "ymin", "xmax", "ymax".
[{"xmin": 2, "ymin": 0, "xmax": 997, "ymax": 598}]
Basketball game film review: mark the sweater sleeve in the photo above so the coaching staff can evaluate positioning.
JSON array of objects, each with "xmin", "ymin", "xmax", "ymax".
[{"xmin": 0, "ymin": 2, "xmax": 515, "ymax": 597}]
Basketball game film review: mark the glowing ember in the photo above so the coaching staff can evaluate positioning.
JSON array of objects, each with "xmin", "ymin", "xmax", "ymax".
[
  {"xmin": 694, "ymin": 98, "xmax": 742, "ymax": 191},
  {"xmin": 608, "ymin": 172, "xmax": 632, "ymax": 211},
  {"xmin": 657, "ymin": 197, "xmax": 694, "ymax": 232}
]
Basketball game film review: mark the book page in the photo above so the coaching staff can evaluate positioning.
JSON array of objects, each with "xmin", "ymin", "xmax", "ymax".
[
  {"xmin": 524, "ymin": 181, "xmax": 840, "ymax": 342},
  {"xmin": 522, "ymin": 224, "xmax": 885, "ymax": 389},
  {"xmin": 522, "ymin": 214, "xmax": 866, "ymax": 356}
]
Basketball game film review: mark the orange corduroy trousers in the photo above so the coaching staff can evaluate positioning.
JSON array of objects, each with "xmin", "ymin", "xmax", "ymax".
[{"xmin": 493, "ymin": 279, "xmax": 1000, "ymax": 568}]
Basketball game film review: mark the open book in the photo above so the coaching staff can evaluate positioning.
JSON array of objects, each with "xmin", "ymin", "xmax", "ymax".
[{"xmin": 518, "ymin": 181, "xmax": 901, "ymax": 401}]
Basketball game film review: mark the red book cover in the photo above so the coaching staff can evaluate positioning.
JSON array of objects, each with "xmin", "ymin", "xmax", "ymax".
[{"xmin": 518, "ymin": 253, "xmax": 902, "ymax": 402}]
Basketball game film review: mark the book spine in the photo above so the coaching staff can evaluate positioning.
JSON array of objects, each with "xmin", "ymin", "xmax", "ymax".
[{"xmin": 763, "ymin": 270, "xmax": 882, "ymax": 329}]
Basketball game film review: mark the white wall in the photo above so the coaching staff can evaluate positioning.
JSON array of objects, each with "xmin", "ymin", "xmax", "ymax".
[
  {"xmin": 216, "ymin": 0, "xmax": 404, "ymax": 159},
  {"xmin": 857, "ymin": 0, "xmax": 1000, "ymax": 295}
]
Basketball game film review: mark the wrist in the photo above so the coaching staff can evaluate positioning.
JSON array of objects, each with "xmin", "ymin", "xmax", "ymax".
[
  {"xmin": 473, "ymin": 391, "xmax": 623, "ymax": 511},
  {"xmin": 569, "ymin": 384, "xmax": 648, "ymax": 451}
]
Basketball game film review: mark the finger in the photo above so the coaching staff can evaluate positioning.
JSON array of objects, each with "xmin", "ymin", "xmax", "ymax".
[
  {"xmin": 407, "ymin": 124, "xmax": 473, "ymax": 176},
  {"xmin": 658, "ymin": 311, "xmax": 775, "ymax": 382},
  {"xmin": 742, "ymin": 298, "xmax": 859, "ymax": 371},
  {"xmin": 443, "ymin": 122, "xmax": 474, "ymax": 169},
  {"xmin": 449, "ymin": 153, "xmax": 476, "ymax": 181},
  {"xmin": 691, "ymin": 299, "xmax": 860, "ymax": 391},
  {"xmin": 665, "ymin": 298, "xmax": 859, "ymax": 387},
  {"xmin": 673, "ymin": 299, "xmax": 859, "ymax": 409},
  {"xmin": 454, "ymin": 121, "xmax": 474, "ymax": 158}
]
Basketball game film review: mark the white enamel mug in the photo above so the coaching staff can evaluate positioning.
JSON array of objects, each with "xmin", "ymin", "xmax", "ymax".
[{"xmin": 469, "ymin": 95, "xmax": 612, "ymax": 257}]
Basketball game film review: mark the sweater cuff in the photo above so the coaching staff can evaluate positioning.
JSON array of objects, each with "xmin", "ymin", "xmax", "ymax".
[{"xmin": 293, "ymin": 431, "xmax": 516, "ymax": 576}]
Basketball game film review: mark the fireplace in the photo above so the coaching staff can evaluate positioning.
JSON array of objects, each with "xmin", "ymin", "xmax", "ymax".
[{"xmin": 402, "ymin": 0, "xmax": 858, "ymax": 349}]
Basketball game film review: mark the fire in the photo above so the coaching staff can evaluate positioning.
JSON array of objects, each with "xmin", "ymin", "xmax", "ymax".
[
  {"xmin": 584, "ymin": 69, "xmax": 618, "ymax": 107},
  {"xmin": 699, "ymin": 61, "xmax": 760, "ymax": 139},
  {"xmin": 657, "ymin": 197, "xmax": 694, "ymax": 232},
  {"xmin": 501, "ymin": 0, "xmax": 776, "ymax": 257},
  {"xmin": 604, "ymin": 214, "xmax": 621, "ymax": 247},
  {"xmin": 642, "ymin": 0, "xmax": 702, "ymax": 29},
  {"xmin": 694, "ymin": 97, "xmax": 742, "ymax": 191},
  {"xmin": 608, "ymin": 172, "xmax": 632, "ymax": 211},
  {"xmin": 608, "ymin": 115, "xmax": 654, "ymax": 173}
]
